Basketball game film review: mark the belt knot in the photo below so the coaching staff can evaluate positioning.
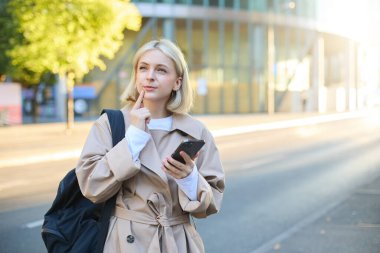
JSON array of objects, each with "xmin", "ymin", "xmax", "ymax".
[{"xmin": 156, "ymin": 214, "xmax": 170, "ymax": 227}]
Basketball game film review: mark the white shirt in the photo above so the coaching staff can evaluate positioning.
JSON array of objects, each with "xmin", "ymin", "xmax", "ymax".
[{"xmin": 125, "ymin": 116, "xmax": 199, "ymax": 201}]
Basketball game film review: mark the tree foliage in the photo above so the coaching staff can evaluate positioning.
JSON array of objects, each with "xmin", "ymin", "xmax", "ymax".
[{"xmin": 3, "ymin": 0, "xmax": 141, "ymax": 81}]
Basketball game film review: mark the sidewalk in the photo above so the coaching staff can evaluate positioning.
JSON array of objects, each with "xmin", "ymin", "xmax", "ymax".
[{"xmin": 0, "ymin": 110, "xmax": 371, "ymax": 168}]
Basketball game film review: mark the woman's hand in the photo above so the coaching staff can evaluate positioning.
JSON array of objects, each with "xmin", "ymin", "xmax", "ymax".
[
  {"xmin": 162, "ymin": 151, "xmax": 199, "ymax": 179},
  {"xmin": 129, "ymin": 90, "xmax": 151, "ymax": 130}
]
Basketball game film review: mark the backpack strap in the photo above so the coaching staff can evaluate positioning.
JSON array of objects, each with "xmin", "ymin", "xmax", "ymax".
[
  {"xmin": 96, "ymin": 109, "xmax": 125, "ymax": 253},
  {"xmin": 101, "ymin": 109, "xmax": 125, "ymax": 146}
]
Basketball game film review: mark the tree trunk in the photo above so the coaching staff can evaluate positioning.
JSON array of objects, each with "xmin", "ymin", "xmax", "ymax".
[
  {"xmin": 65, "ymin": 72, "xmax": 75, "ymax": 130},
  {"xmin": 32, "ymin": 85, "xmax": 38, "ymax": 123}
]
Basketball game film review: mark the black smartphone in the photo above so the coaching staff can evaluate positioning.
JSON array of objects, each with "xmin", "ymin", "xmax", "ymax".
[{"xmin": 171, "ymin": 139, "xmax": 205, "ymax": 164}]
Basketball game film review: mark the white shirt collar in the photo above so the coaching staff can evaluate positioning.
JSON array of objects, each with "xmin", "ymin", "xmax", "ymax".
[{"xmin": 147, "ymin": 116, "xmax": 173, "ymax": 131}]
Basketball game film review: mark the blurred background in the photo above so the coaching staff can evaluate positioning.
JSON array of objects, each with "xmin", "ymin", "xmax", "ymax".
[
  {"xmin": 1, "ymin": 0, "xmax": 379, "ymax": 125},
  {"xmin": 1, "ymin": 1, "xmax": 380, "ymax": 253}
]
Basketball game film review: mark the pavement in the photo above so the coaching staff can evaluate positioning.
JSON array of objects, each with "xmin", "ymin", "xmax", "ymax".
[{"xmin": 1, "ymin": 110, "xmax": 380, "ymax": 252}]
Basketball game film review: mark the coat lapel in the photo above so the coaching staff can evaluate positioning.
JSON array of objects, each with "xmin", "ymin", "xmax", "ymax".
[
  {"xmin": 139, "ymin": 135, "xmax": 168, "ymax": 184},
  {"xmin": 120, "ymin": 107, "xmax": 168, "ymax": 184}
]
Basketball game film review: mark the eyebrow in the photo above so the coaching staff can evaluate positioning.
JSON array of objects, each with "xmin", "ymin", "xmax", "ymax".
[{"xmin": 138, "ymin": 61, "xmax": 169, "ymax": 69}]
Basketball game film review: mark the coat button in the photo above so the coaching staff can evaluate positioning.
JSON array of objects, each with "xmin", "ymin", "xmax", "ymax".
[{"xmin": 126, "ymin": 235, "xmax": 135, "ymax": 243}]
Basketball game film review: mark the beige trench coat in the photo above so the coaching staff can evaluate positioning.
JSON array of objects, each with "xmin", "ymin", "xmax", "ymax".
[{"xmin": 76, "ymin": 107, "xmax": 225, "ymax": 253}]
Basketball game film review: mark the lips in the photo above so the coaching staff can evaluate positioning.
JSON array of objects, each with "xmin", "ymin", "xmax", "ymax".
[{"xmin": 143, "ymin": 86, "xmax": 157, "ymax": 92}]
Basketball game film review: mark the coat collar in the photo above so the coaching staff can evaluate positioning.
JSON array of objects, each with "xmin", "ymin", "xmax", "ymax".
[{"xmin": 170, "ymin": 113, "xmax": 203, "ymax": 140}]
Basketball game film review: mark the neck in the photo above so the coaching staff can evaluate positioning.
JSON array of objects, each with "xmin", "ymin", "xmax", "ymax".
[{"xmin": 143, "ymin": 100, "xmax": 171, "ymax": 119}]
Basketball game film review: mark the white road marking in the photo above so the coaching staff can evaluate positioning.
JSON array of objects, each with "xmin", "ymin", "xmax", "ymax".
[
  {"xmin": 0, "ymin": 149, "xmax": 81, "ymax": 168},
  {"xmin": 212, "ymin": 111, "xmax": 362, "ymax": 138},
  {"xmin": 23, "ymin": 219, "xmax": 44, "ymax": 229}
]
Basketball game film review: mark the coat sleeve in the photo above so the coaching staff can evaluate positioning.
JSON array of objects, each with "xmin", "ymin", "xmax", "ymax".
[
  {"xmin": 75, "ymin": 113, "xmax": 140, "ymax": 203},
  {"xmin": 178, "ymin": 127, "xmax": 225, "ymax": 218}
]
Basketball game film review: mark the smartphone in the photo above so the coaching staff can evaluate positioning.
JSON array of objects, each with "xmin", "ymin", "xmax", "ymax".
[{"xmin": 171, "ymin": 139, "xmax": 205, "ymax": 164}]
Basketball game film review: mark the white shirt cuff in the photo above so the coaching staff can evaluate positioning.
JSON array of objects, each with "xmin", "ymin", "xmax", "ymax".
[
  {"xmin": 125, "ymin": 125, "xmax": 150, "ymax": 162},
  {"xmin": 175, "ymin": 165, "xmax": 199, "ymax": 201}
]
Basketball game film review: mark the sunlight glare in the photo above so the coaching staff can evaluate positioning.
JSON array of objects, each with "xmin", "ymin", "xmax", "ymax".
[{"xmin": 318, "ymin": 0, "xmax": 374, "ymax": 43}]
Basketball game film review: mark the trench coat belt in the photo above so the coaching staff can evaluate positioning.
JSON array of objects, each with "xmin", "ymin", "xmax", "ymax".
[
  {"xmin": 113, "ymin": 206, "xmax": 190, "ymax": 227},
  {"xmin": 113, "ymin": 206, "xmax": 190, "ymax": 253}
]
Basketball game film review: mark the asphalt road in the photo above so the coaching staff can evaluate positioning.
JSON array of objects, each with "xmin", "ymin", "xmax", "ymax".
[
  {"xmin": 197, "ymin": 113, "xmax": 380, "ymax": 253},
  {"xmin": 1, "ymin": 111, "xmax": 380, "ymax": 253}
]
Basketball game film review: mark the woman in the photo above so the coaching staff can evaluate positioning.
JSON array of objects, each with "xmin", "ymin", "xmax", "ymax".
[{"xmin": 76, "ymin": 39, "xmax": 225, "ymax": 253}]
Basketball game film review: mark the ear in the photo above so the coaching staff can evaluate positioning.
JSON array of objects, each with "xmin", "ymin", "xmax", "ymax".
[{"xmin": 173, "ymin": 77, "xmax": 182, "ymax": 91}]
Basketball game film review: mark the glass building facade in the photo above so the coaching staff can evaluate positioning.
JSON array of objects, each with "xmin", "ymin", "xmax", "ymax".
[{"xmin": 91, "ymin": 0, "xmax": 380, "ymax": 115}]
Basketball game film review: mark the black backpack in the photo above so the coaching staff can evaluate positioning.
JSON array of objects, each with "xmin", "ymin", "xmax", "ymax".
[{"xmin": 41, "ymin": 109, "xmax": 125, "ymax": 253}]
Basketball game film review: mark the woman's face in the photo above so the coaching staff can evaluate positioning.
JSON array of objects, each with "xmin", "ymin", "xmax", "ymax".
[{"xmin": 135, "ymin": 49, "xmax": 181, "ymax": 104}]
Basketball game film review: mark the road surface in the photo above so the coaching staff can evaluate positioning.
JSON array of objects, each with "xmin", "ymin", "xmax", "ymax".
[{"xmin": 1, "ymin": 110, "xmax": 379, "ymax": 253}]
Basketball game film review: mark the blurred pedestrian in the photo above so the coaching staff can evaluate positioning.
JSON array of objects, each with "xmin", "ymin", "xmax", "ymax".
[{"xmin": 76, "ymin": 39, "xmax": 225, "ymax": 253}]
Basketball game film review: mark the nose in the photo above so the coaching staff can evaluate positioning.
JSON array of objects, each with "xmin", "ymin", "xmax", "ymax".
[{"xmin": 146, "ymin": 68, "xmax": 155, "ymax": 80}]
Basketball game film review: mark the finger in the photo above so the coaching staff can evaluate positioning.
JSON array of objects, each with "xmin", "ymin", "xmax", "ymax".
[
  {"xmin": 130, "ymin": 109, "xmax": 151, "ymax": 121},
  {"xmin": 139, "ymin": 109, "xmax": 151, "ymax": 118},
  {"xmin": 162, "ymin": 159, "xmax": 185, "ymax": 178},
  {"xmin": 162, "ymin": 165, "xmax": 181, "ymax": 179},
  {"xmin": 130, "ymin": 110, "xmax": 151, "ymax": 130},
  {"xmin": 167, "ymin": 156, "xmax": 193, "ymax": 176},
  {"xmin": 133, "ymin": 90, "xmax": 145, "ymax": 109},
  {"xmin": 180, "ymin": 151, "xmax": 194, "ymax": 165},
  {"xmin": 168, "ymin": 155, "xmax": 186, "ymax": 168},
  {"xmin": 164, "ymin": 157, "xmax": 181, "ymax": 171}
]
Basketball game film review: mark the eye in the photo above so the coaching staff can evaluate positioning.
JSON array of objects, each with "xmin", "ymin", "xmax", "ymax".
[
  {"xmin": 138, "ymin": 65, "xmax": 147, "ymax": 71},
  {"xmin": 157, "ymin": 68, "xmax": 167, "ymax": 73}
]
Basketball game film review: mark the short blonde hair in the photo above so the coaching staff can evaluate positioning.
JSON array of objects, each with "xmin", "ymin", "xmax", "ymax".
[{"xmin": 120, "ymin": 39, "xmax": 193, "ymax": 114}]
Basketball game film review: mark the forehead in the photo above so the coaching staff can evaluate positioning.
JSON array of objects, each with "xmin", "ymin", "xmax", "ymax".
[{"xmin": 138, "ymin": 49, "xmax": 175, "ymax": 68}]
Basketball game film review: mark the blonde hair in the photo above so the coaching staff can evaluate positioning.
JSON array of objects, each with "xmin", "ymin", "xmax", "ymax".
[{"xmin": 120, "ymin": 39, "xmax": 193, "ymax": 114}]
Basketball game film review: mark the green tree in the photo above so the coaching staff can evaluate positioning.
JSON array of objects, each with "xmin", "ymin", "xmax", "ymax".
[
  {"xmin": 0, "ymin": 1, "xmax": 45, "ymax": 122},
  {"xmin": 0, "ymin": 1, "xmax": 19, "ymax": 81},
  {"xmin": 2, "ymin": 0, "xmax": 141, "ymax": 129}
]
